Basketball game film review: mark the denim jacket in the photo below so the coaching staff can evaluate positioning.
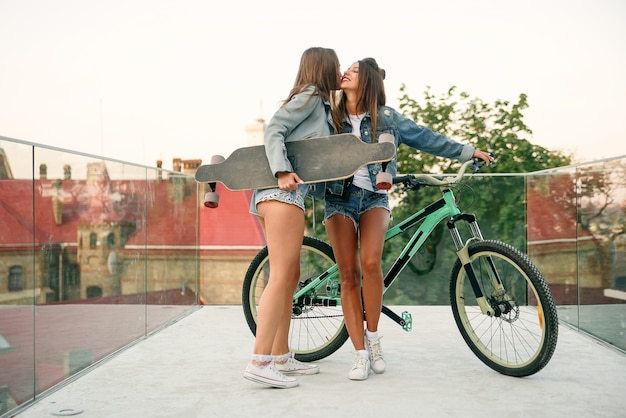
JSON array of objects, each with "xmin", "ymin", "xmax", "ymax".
[
  {"xmin": 325, "ymin": 106, "xmax": 475, "ymax": 196},
  {"xmin": 264, "ymin": 86, "xmax": 333, "ymax": 176}
]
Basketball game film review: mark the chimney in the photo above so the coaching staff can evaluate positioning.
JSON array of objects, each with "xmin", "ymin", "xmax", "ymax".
[
  {"xmin": 181, "ymin": 159, "xmax": 202, "ymax": 175},
  {"xmin": 39, "ymin": 164, "xmax": 47, "ymax": 180},
  {"xmin": 168, "ymin": 159, "xmax": 187, "ymax": 202},
  {"xmin": 52, "ymin": 179, "xmax": 63, "ymax": 225}
]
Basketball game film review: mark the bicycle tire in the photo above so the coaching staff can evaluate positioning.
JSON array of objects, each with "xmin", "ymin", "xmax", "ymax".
[
  {"xmin": 242, "ymin": 236, "xmax": 349, "ymax": 362},
  {"xmin": 408, "ymin": 243, "xmax": 437, "ymax": 275},
  {"xmin": 449, "ymin": 240, "xmax": 558, "ymax": 377},
  {"xmin": 407, "ymin": 223, "xmax": 442, "ymax": 275}
]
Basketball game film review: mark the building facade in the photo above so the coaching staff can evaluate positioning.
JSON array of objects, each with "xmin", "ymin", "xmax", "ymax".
[{"xmin": 0, "ymin": 153, "xmax": 265, "ymax": 306}]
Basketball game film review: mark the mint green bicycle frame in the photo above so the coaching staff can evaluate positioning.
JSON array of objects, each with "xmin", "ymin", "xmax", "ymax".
[{"xmin": 291, "ymin": 177, "xmax": 500, "ymax": 327}]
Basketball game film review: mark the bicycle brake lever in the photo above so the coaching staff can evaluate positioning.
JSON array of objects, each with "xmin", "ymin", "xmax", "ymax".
[{"xmin": 409, "ymin": 179, "xmax": 428, "ymax": 190}]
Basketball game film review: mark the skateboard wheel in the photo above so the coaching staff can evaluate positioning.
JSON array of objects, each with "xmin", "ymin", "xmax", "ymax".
[
  {"xmin": 379, "ymin": 133, "xmax": 394, "ymax": 143},
  {"xmin": 376, "ymin": 172, "xmax": 393, "ymax": 190},
  {"xmin": 210, "ymin": 155, "xmax": 225, "ymax": 164},
  {"xmin": 204, "ymin": 191, "xmax": 220, "ymax": 208}
]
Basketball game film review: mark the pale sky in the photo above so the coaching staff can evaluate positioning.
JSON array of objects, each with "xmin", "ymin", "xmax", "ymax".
[{"xmin": 1, "ymin": 0, "xmax": 625, "ymax": 179}]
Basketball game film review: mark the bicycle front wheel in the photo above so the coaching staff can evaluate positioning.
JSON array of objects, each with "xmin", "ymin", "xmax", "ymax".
[
  {"xmin": 450, "ymin": 240, "xmax": 558, "ymax": 377},
  {"xmin": 242, "ymin": 236, "xmax": 348, "ymax": 362}
]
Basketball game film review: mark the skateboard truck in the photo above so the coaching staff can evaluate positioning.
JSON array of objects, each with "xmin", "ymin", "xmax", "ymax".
[
  {"xmin": 203, "ymin": 155, "xmax": 225, "ymax": 208},
  {"xmin": 375, "ymin": 133, "xmax": 395, "ymax": 190}
]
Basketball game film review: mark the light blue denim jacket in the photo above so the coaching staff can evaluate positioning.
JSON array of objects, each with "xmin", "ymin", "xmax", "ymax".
[
  {"xmin": 325, "ymin": 106, "xmax": 475, "ymax": 196},
  {"xmin": 264, "ymin": 86, "xmax": 333, "ymax": 176}
]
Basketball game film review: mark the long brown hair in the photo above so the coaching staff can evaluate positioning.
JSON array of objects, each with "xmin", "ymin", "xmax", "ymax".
[
  {"xmin": 332, "ymin": 57, "xmax": 386, "ymax": 142},
  {"xmin": 283, "ymin": 47, "xmax": 340, "ymax": 106}
]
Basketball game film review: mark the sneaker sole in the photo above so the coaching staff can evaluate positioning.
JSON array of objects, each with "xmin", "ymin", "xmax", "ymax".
[
  {"xmin": 243, "ymin": 371, "xmax": 299, "ymax": 389},
  {"xmin": 348, "ymin": 372, "xmax": 370, "ymax": 381},
  {"xmin": 279, "ymin": 367, "xmax": 320, "ymax": 376},
  {"xmin": 348, "ymin": 366, "xmax": 371, "ymax": 381}
]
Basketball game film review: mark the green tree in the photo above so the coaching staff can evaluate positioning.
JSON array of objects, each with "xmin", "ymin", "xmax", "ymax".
[
  {"xmin": 396, "ymin": 85, "xmax": 571, "ymax": 173},
  {"xmin": 391, "ymin": 85, "xmax": 569, "ymax": 247},
  {"xmin": 383, "ymin": 85, "xmax": 572, "ymax": 304}
]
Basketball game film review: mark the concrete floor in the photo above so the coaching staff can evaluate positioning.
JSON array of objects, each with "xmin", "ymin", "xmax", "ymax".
[{"xmin": 13, "ymin": 305, "xmax": 626, "ymax": 418}]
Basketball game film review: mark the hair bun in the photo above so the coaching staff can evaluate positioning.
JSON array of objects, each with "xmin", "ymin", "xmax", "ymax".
[{"xmin": 362, "ymin": 57, "xmax": 385, "ymax": 80}]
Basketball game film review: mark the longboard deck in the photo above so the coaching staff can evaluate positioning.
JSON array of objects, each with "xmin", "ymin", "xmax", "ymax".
[{"xmin": 195, "ymin": 134, "xmax": 395, "ymax": 191}]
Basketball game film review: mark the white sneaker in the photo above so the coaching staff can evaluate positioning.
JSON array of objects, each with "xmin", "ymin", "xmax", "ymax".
[
  {"xmin": 365, "ymin": 335, "xmax": 386, "ymax": 374},
  {"xmin": 243, "ymin": 361, "xmax": 299, "ymax": 388},
  {"xmin": 275, "ymin": 352, "xmax": 320, "ymax": 375},
  {"xmin": 348, "ymin": 353, "xmax": 371, "ymax": 381}
]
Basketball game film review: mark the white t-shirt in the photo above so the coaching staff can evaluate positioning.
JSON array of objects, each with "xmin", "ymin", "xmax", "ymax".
[{"xmin": 348, "ymin": 114, "xmax": 386, "ymax": 194}]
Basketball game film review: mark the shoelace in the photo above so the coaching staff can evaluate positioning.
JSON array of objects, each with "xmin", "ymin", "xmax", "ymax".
[
  {"xmin": 283, "ymin": 357, "xmax": 301, "ymax": 369},
  {"xmin": 267, "ymin": 362, "xmax": 293, "ymax": 381},
  {"xmin": 369, "ymin": 338, "xmax": 384, "ymax": 361},
  {"xmin": 352, "ymin": 355, "xmax": 367, "ymax": 369}
]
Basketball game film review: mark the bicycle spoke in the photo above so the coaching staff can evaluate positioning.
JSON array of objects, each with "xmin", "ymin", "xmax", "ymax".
[
  {"xmin": 242, "ymin": 237, "xmax": 348, "ymax": 362},
  {"xmin": 450, "ymin": 240, "xmax": 558, "ymax": 377}
]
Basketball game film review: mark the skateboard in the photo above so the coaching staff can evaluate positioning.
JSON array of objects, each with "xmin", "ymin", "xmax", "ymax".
[{"xmin": 195, "ymin": 133, "xmax": 396, "ymax": 208}]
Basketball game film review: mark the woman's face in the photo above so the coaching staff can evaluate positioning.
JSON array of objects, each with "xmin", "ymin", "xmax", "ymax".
[{"xmin": 341, "ymin": 62, "xmax": 359, "ymax": 91}]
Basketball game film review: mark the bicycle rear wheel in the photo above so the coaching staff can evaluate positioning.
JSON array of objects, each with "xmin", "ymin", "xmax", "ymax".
[
  {"xmin": 450, "ymin": 240, "xmax": 558, "ymax": 377},
  {"xmin": 242, "ymin": 236, "xmax": 348, "ymax": 362}
]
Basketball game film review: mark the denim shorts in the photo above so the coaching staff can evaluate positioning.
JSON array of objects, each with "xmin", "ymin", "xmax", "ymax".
[
  {"xmin": 324, "ymin": 185, "xmax": 390, "ymax": 231},
  {"xmin": 249, "ymin": 184, "xmax": 309, "ymax": 216}
]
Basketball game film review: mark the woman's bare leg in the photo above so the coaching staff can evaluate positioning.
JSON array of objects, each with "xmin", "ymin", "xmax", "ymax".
[
  {"xmin": 358, "ymin": 207, "xmax": 389, "ymax": 333},
  {"xmin": 325, "ymin": 214, "xmax": 364, "ymax": 350},
  {"xmin": 252, "ymin": 201, "xmax": 305, "ymax": 362}
]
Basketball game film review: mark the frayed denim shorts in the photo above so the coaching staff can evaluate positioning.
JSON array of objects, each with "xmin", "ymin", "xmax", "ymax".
[
  {"xmin": 249, "ymin": 184, "xmax": 310, "ymax": 216},
  {"xmin": 324, "ymin": 185, "xmax": 390, "ymax": 231}
]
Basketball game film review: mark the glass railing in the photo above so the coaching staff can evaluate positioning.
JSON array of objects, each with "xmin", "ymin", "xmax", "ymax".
[
  {"xmin": 382, "ymin": 155, "xmax": 625, "ymax": 353},
  {"xmin": 527, "ymin": 157, "xmax": 626, "ymax": 351},
  {"xmin": 0, "ymin": 136, "xmax": 200, "ymax": 416},
  {"xmin": 1, "ymin": 135, "xmax": 624, "ymax": 417}
]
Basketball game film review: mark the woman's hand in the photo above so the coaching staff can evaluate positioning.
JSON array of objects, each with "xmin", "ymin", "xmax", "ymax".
[
  {"xmin": 277, "ymin": 172, "xmax": 304, "ymax": 190},
  {"xmin": 473, "ymin": 150, "xmax": 494, "ymax": 165}
]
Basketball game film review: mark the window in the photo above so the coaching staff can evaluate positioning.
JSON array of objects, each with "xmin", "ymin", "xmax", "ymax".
[
  {"xmin": 89, "ymin": 232, "xmax": 97, "ymax": 248},
  {"xmin": 107, "ymin": 232, "xmax": 115, "ymax": 247},
  {"xmin": 86, "ymin": 286, "xmax": 102, "ymax": 298},
  {"xmin": 8, "ymin": 265, "xmax": 23, "ymax": 291},
  {"xmin": 65, "ymin": 263, "xmax": 80, "ymax": 287}
]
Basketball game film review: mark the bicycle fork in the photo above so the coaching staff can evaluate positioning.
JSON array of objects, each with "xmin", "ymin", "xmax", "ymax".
[{"xmin": 447, "ymin": 213, "xmax": 505, "ymax": 317}]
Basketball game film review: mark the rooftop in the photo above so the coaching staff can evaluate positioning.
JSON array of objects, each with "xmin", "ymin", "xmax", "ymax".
[{"xmin": 13, "ymin": 305, "xmax": 626, "ymax": 418}]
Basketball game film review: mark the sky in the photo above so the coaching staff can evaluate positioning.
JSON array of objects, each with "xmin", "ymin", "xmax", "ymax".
[{"xmin": 1, "ymin": 0, "xmax": 625, "ymax": 179}]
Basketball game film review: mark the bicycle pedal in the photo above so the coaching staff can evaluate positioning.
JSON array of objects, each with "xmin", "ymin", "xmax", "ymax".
[{"xmin": 402, "ymin": 311, "xmax": 412, "ymax": 332}]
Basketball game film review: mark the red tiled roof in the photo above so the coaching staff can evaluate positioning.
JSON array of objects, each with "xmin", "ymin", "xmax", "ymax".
[
  {"xmin": 123, "ymin": 179, "xmax": 198, "ymax": 247},
  {"xmin": 0, "ymin": 178, "xmax": 265, "ymax": 249},
  {"xmin": 526, "ymin": 174, "xmax": 592, "ymax": 241},
  {"xmin": 199, "ymin": 183, "xmax": 265, "ymax": 247},
  {"xmin": 0, "ymin": 179, "xmax": 80, "ymax": 245}
]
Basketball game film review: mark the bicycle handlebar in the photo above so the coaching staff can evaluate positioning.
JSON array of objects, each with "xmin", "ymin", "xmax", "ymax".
[{"xmin": 393, "ymin": 153, "xmax": 493, "ymax": 188}]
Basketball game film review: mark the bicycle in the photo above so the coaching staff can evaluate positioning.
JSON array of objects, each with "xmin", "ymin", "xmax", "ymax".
[{"xmin": 242, "ymin": 157, "xmax": 559, "ymax": 377}]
